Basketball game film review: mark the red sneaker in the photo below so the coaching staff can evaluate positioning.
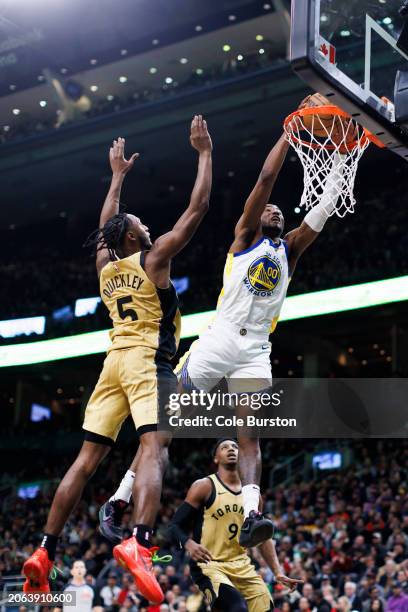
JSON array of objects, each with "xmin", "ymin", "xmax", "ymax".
[
  {"xmin": 113, "ymin": 536, "xmax": 164, "ymax": 605},
  {"xmin": 23, "ymin": 548, "xmax": 53, "ymax": 593}
]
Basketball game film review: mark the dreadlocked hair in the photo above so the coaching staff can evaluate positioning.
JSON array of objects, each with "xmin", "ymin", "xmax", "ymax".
[{"xmin": 83, "ymin": 212, "xmax": 130, "ymax": 261}]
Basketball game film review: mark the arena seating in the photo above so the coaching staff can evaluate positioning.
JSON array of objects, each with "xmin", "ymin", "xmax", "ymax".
[{"xmin": 0, "ymin": 439, "xmax": 407, "ymax": 610}]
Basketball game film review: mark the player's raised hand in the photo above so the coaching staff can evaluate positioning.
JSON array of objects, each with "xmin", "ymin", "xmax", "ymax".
[
  {"xmin": 185, "ymin": 539, "xmax": 213, "ymax": 563},
  {"xmin": 190, "ymin": 115, "xmax": 212, "ymax": 153},
  {"xmin": 284, "ymin": 97, "xmax": 309, "ymax": 136},
  {"xmin": 109, "ymin": 137, "xmax": 139, "ymax": 175},
  {"xmin": 275, "ymin": 574, "xmax": 304, "ymax": 593},
  {"xmin": 298, "ymin": 95, "xmax": 311, "ymax": 109}
]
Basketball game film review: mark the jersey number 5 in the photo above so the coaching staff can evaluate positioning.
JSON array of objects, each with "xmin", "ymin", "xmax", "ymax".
[{"xmin": 117, "ymin": 296, "xmax": 138, "ymax": 321}]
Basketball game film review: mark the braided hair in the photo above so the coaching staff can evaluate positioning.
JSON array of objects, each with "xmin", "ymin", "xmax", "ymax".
[{"xmin": 83, "ymin": 212, "xmax": 130, "ymax": 261}]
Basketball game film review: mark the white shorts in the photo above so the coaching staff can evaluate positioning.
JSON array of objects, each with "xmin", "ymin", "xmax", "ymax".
[{"xmin": 181, "ymin": 318, "xmax": 272, "ymax": 393}]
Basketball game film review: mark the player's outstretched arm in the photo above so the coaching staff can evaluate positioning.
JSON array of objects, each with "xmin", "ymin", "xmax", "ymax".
[
  {"xmin": 145, "ymin": 116, "xmax": 212, "ymax": 287},
  {"xmin": 258, "ymin": 539, "xmax": 303, "ymax": 592},
  {"xmin": 96, "ymin": 137, "xmax": 139, "ymax": 274},
  {"xmin": 284, "ymin": 151, "xmax": 344, "ymax": 273},
  {"xmin": 232, "ymin": 133, "xmax": 289, "ymax": 250},
  {"xmin": 167, "ymin": 478, "xmax": 213, "ymax": 563},
  {"xmin": 231, "ymin": 98, "xmax": 310, "ymax": 252}
]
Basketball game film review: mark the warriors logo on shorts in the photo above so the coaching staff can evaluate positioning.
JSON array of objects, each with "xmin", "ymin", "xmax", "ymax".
[{"xmin": 244, "ymin": 255, "xmax": 282, "ymax": 297}]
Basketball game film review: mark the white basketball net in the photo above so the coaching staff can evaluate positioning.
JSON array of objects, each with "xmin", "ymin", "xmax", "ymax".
[{"xmin": 284, "ymin": 111, "xmax": 370, "ymax": 217}]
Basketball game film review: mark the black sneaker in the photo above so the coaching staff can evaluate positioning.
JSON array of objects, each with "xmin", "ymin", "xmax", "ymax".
[
  {"xmin": 239, "ymin": 510, "xmax": 274, "ymax": 547},
  {"xmin": 99, "ymin": 500, "xmax": 129, "ymax": 544}
]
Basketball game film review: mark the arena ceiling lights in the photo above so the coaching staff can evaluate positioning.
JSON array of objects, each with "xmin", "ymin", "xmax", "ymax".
[{"xmin": 1, "ymin": 274, "xmax": 408, "ymax": 367}]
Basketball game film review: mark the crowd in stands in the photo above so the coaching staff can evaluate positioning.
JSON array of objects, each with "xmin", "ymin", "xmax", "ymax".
[{"xmin": 0, "ymin": 439, "xmax": 407, "ymax": 611}]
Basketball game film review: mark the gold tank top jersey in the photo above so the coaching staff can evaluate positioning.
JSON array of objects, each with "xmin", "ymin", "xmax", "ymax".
[
  {"xmin": 197, "ymin": 474, "xmax": 247, "ymax": 562},
  {"xmin": 99, "ymin": 251, "xmax": 181, "ymax": 355}
]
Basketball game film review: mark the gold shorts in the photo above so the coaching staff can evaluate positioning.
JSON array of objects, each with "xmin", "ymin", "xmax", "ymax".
[
  {"xmin": 196, "ymin": 557, "xmax": 272, "ymax": 612},
  {"xmin": 83, "ymin": 346, "xmax": 176, "ymax": 442}
]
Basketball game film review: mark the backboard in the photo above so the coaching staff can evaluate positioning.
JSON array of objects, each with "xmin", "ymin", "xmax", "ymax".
[{"xmin": 290, "ymin": 0, "xmax": 408, "ymax": 160}]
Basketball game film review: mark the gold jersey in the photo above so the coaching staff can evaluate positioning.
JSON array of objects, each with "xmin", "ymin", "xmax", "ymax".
[
  {"xmin": 99, "ymin": 251, "xmax": 181, "ymax": 356},
  {"xmin": 197, "ymin": 473, "xmax": 246, "ymax": 562}
]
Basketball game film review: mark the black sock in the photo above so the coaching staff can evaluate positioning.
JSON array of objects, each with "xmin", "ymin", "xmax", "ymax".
[
  {"xmin": 134, "ymin": 524, "xmax": 153, "ymax": 548},
  {"xmin": 41, "ymin": 533, "xmax": 58, "ymax": 561}
]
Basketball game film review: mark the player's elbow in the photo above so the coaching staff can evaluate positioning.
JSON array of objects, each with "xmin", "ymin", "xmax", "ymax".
[
  {"xmin": 259, "ymin": 169, "xmax": 276, "ymax": 185},
  {"xmin": 196, "ymin": 197, "xmax": 210, "ymax": 213},
  {"xmin": 189, "ymin": 197, "xmax": 210, "ymax": 220}
]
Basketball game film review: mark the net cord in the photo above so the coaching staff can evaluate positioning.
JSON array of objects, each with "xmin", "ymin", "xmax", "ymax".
[{"xmin": 284, "ymin": 112, "xmax": 370, "ymax": 217}]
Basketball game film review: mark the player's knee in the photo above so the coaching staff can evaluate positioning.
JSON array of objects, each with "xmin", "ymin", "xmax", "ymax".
[
  {"xmin": 74, "ymin": 455, "xmax": 98, "ymax": 479},
  {"xmin": 223, "ymin": 598, "xmax": 248, "ymax": 612},
  {"xmin": 217, "ymin": 585, "xmax": 248, "ymax": 612},
  {"xmin": 75, "ymin": 443, "xmax": 108, "ymax": 478}
]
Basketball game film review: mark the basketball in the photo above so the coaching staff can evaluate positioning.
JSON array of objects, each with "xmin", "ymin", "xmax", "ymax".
[{"xmin": 301, "ymin": 93, "xmax": 357, "ymax": 145}]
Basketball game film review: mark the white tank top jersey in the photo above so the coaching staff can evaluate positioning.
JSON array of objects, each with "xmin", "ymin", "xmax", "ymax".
[
  {"xmin": 215, "ymin": 236, "xmax": 290, "ymax": 335},
  {"xmin": 63, "ymin": 583, "xmax": 94, "ymax": 612}
]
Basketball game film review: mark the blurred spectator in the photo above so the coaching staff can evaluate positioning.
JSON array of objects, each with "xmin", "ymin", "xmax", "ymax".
[
  {"xmin": 369, "ymin": 599, "xmax": 385, "ymax": 612},
  {"xmin": 298, "ymin": 597, "xmax": 312, "ymax": 612},
  {"xmin": 344, "ymin": 581, "xmax": 363, "ymax": 611},
  {"xmin": 315, "ymin": 590, "xmax": 333, "ymax": 612},
  {"xmin": 99, "ymin": 573, "xmax": 121, "ymax": 610},
  {"xmin": 185, "ymin": 584, "xmax": 204, "ymax": 611},
  {"xmin": 338, "ymin": 596, "xmax": 352, "ymax": 612},
  {"xmin": 54, "ymin": 559, "xmax": 100, "ymax": 612},
  {"xmin": 386, "ymin": 583, "xmax": 408, "ymax": 612}
]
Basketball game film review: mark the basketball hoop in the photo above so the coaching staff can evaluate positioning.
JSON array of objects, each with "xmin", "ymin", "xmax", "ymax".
[{"xmin": 284, "ymin": 105, "xmax": 377, "ymax": 217}]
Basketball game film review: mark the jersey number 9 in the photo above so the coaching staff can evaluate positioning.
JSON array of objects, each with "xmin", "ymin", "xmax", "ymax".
[{"xmin": 228, "ymin": 523, "xmax": 239, "ymax": 540}]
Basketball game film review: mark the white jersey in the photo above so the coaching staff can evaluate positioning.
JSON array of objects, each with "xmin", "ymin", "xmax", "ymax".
[
  {"xmin": 215, "ymin": 236, "xmax": 290, "ymax": 336},
  {"xmin": 63, "ymin": 583, "xmax": 94, "ymax": 612}
]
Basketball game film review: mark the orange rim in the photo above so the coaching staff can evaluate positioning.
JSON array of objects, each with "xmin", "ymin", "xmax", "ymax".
[
  {"xmin": 363, "ymin": 129, "xmax": 386, "ymax": 148},
  {"xmin": 284, "ymin": 106, "xmax": 384, "ymax": 150},
  {"xmin": 284, "ymin": 105, "xmax": 352, "ymax": 123}
]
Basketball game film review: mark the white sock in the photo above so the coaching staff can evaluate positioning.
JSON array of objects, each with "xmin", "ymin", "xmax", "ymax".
[
  {"xmin": 242, "ymin": 484, "xmax": 260, "ymax": 518},
  {"xmin": 109, "ymin": 470, "xmax": 135, "ymax": 503}
]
